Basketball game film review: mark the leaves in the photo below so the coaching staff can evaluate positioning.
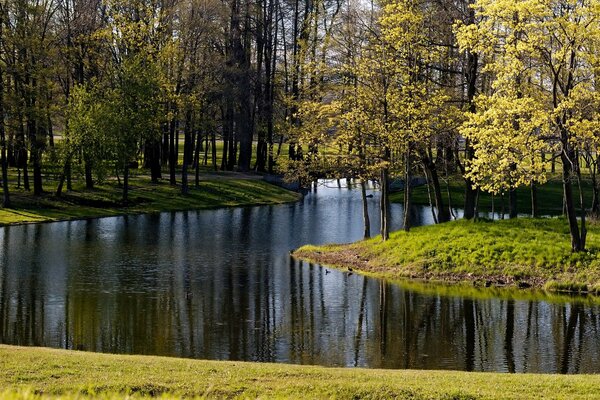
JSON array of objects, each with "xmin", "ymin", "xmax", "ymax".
[{"xmin": 457, "ymin": 0, "xmax": 600, "ymax": 194}]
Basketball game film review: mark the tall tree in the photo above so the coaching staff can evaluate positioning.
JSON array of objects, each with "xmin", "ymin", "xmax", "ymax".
[{"xmin": 457, "ymin": 0, "xmax": 600, "ymax": 251}]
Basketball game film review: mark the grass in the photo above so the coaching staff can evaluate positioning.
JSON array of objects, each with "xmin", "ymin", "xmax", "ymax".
[
  {"xmin": 0, "ymin": 175, "xmax": 299, "ymax": 225},
  {"xmin": 2, "ymin": 345, "xmax": 600, "ymax": 399},
  {"xmin": 294, "ymin": 217, "xmax": 600, "ymax": 293},
  {"xmin": 0, "ymin": 137, "xmax": 298, "ymax": 225},
  {"xmin": 391, "ymin": 176, "xmax": 592, "ymax": 216}
]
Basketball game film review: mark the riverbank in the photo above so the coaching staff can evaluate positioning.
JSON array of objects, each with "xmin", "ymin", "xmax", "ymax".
[
  {"xmin": 1, "ymin": 345, "xmax": 600, "ymax": 399},
  {"xmin": 294, "ymin": 218, "xmax": 600, "ymax": 293},
  {"xmin": 0, "ymin": 175, "xmax": 299, "ymax": 225}
]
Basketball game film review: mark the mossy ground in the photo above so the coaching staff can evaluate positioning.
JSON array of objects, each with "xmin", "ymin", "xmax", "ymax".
[
  {"xmin": 294, "ymin": 217, "xmax": 600, "ymax": 293},
  {"xmin": 2, "ymin": 345, "xmax": 600, "ymax": 399}
]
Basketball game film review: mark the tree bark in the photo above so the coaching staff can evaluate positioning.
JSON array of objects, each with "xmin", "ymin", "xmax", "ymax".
[
  {"xmin": 531, "ymin": 182, "xmax": 538, "ymax": 218},
  {"xmin": 84, "ymin": 160, "xmax": 93, "ymax": 189},
  {"xmin": 403, "ymin": 150, "xmax": 412, "ymax": 232},
  {"xmin": 0, "ymin": 54, "xmax": 9, "ymax": 208},
  {"xmin": 122, "ymin": 162, "xmax": 129, "ymax": 204},
  {"xmin": 181, "ymin": 109, "xmax": 193, "ymax": 195},
  {"xmin": 168, "ymin": 108, "xmax": 177, "ymax": 185},
  {"xmin": 360, "ymin": 180, "xmax": 370, "ymax": 239},
  {"xmin": 422, "ymin": 153, "xmax": 449, "ymax": 223},
  {"xmin": 562, "ymin": 140, "xmax": 583, "ymax": 251},
  {"xmin": 380, "ymin": 167, "xmax": 390, "ymax": 241},
  {"xmin": 462, "ymin": 12, "xmax": 479, "ymax": 219},
  {"xmin": 509, "ymin": 188, "xmax": 517, "ymax": 219}
]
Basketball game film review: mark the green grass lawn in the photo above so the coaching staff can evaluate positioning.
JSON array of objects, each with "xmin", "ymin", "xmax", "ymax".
[
  {"xmin": 294, "ymin": 218, "xmax": 600, "ymax": 293},
  {"xmin": 0, "ymin": 176, "xmax": 299, "ymax": 225},
  {"xmin": 2, "ymin": 345, "xmax": 600, "ymax": 399}
]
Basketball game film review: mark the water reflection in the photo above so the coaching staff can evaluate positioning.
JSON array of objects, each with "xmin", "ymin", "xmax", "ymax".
[{"xmin": 0, "ymin": 181, "xmax": 599, "ymax": 373}]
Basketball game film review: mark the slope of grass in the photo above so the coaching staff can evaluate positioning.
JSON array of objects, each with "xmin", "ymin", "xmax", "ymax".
[
  {"xmin": 294, "ymin": 218, "xmax": 600, "ymax": 293},
  {"xmin": 0, "ymin": 177, "xmax": 299, "ymax": 225},
  {"xmin": 2, "ymin": 345, "xmax": 600, "ymax": 399}
]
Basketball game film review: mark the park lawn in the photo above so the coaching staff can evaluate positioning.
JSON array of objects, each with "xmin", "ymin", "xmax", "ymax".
[
  {"xmin": 0, "ymin": 176, "xmax": 299, "ymax": 225},
  {"xmin": 1, "ymin": 345, "xmax": 600, "ymax": 399},
  {"xmin": 391, "ymin": 176, "xmax": 592, "ymax": 216},
  {"xmin": 294, "ymin": 217, "xmax": 600, "ymax": 293}
]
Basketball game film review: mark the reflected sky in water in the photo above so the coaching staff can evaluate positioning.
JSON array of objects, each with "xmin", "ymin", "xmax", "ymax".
[{"xmin": 1, "ymin": 180, "xmax": 599, "ymax": 373}]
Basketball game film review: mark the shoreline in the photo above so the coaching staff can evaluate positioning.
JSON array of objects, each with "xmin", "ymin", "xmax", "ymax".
[
  {"xmin": 293, "ymin": 247, "xmax": 548, "ymax": 289},
  {"xmin": 0, "ymin": 178, "xmax": 301, "ymax": 227},
  {"xmin": 292, "ymin": 218, "xmax": 600, "ymax": 295}
]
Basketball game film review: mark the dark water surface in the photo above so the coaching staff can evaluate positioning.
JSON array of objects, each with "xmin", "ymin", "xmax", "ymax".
[{"xmin": 1, "ymin": 181, "xmax": 600, "ymax": 373}]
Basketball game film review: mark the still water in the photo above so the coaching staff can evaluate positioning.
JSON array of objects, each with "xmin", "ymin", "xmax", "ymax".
[{"xmin": 1, "ymin": 181, "xmax": 599, "ymax": 373}]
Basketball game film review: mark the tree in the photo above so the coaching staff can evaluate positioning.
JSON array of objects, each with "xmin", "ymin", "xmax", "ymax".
[
  {"xmin": 457, "ymin": 0, "xmax": 600, "ymax": 250},
  {"xmin": 0, "ymin": 1, "xmax": 10, "ymax": 207},
  {"xmin": 295, "ymin": 0, "xmax": 449, "ymax": 240}
]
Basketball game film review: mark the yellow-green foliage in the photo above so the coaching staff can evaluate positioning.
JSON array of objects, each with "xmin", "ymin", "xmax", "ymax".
[
  {"xmin": 455, "ymin": 0, "xmax": 600, "ymax": 195},
  {"xmin": 2, "ymin": 345, "xmax": 600, "ymax": 399},
  {"xmin": 293, "ymin": 0, "xmax": 449, "ymax": 181}
]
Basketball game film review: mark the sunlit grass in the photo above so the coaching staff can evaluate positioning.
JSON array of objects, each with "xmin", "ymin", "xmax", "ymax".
[
  {"xmin": 2, "ymin": 345, "xmax": 600, "ymax": 399},
  {"xmin": 0, "ymin": 177, "xmax": 299, "ymax": 225},
  {"xmin": 295, "ymin": 218, "xmax": 600, "ymax": 293}
]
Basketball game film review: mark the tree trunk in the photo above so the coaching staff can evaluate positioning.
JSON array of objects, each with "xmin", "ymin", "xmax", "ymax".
[
  {"xmin": 146, "ymin": 139, "xmax": 161, "ymax": 183},
  {"xmin": 360, "ymin": 180, "xmax": 370, "ymax": 239},
  {"xmin": 464, "ymin": 177, "xmax": 477, "ymax": 219},
  {"xmin": 211, "ymin": 131, "xmax": 218, "ymax": 171},
  {"xmin": 168, "ymin": 111, "xmax": 177, "ymax": 185},
  {"xmin": 122, "ymin": 162, "xmax": 129, "ymax": 204},
  {"xmin": 55, "ymin": 153, "xmax": 71, "ymax": 198},
  {"xmin": 562, "ymin": 141, "xmax": 583, "ymax": 251},
  {"xmin": 380, "ymin": 167, "xmax": 390, "ymax": 241},
  {"xmin": 422, "ymin": 154, "xmax": 449, "ymax": 223},
  {"xmin": 463, "ymin": 21, "xmax": 479, "ymax": 220},
  {"xmin": 531, "ymin": 182, "xmax": 538, "ymax": 218},
  {"xmin": 84, "ymin": 160, "xmax": 93, "ymax": 189},
  {"xmin": 195, "ymin": 130, "xmax": 203, "ymax": 187},
  {"xmin": 66, "ymin": 159, "xmax": 72, "ymax": 191},
  {"xmin": 0, "ymin": 62, "xmax": 9, "ymax": 208},
  {"xmin": 162, "ymin": 124, "xmax": 169, "ymax": 165},
  {"xmin": 181, "ymin": 109, "xmax": 193, "ymax": 195},
  {"xmin": 30, "ymin": 123, "xmax": 43, "ymax": 196},
  {"xmin": 509, "ymin": 188, "xmax": 517, "ymax": 218},
  {"xmin": 221, "ymin": 124, "xmax": 229, "ymax": 171},
  {"xmin": 403, "ymin": 150, "xmax": 412, "ymax": 232}
]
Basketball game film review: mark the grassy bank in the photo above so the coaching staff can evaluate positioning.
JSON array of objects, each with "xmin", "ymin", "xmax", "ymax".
[
  {"xmin": 0, "ymin": 175, "xmax": 299, "ymax": 225},
  {"xmin": 294, "ymin": 218, "xmax": 600, "ymax": 293},
  {"xmin": 2, "ymin": 345, "xmax": 600, "ymax": 399}
]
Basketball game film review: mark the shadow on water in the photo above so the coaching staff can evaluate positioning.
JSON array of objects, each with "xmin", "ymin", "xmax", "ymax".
[{"xmin": 0, "ymin": 179, "xmax": 599, "ymax": 373}]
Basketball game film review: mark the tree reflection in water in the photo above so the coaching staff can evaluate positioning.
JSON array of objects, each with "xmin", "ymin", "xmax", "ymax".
[{"xmin": 0, "ymin": 182, "xmax": 599, "ymax": 373}]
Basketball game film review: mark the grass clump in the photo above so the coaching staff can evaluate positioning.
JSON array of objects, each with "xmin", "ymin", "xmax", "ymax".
[
  {"xmin": 2, "ymin": 345, "xmax": 600, "ymax": 399},
  {"xmin": 294, "ymin": 218, "xmax": 600, "ymax": 291}
]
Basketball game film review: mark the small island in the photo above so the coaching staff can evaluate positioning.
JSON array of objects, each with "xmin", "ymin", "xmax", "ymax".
[{"xmin": 294, "ymin": 217, "xmax": 600, "ymax": 294}]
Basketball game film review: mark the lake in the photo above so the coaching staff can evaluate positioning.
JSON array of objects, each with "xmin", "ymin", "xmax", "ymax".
[{"xmin": 1, "ymin": 180, "xmax": 599, "ymax": 373}]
